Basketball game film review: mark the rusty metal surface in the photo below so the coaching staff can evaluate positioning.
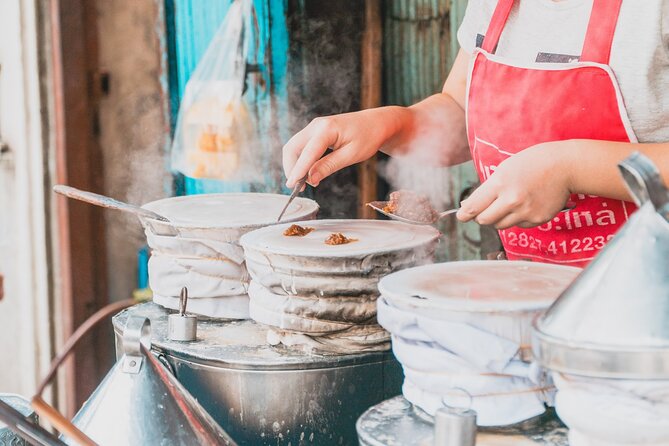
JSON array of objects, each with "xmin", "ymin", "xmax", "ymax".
[{"xmin": 384, "ymin": 0, "xmax": 450, "ymax": 106}]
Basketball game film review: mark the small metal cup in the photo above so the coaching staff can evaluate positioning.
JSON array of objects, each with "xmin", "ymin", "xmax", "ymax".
[
  {"xmin": 433, "ymin": 406, "xmax": 477, "ymax": 446},
  {"xmin": 168, "ymin": 287, "xmax": 197, "ymax": 342}
]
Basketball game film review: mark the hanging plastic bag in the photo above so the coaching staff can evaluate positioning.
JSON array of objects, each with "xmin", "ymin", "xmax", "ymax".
[{"xmin": 171, "ymin": 0, "xmax": 262, "ymax": 181}]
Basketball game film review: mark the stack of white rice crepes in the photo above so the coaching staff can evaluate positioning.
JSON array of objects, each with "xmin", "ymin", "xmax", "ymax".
[
  {"xmin": 143, "ymin": 193, "xmax": 319, "ymax": 319},
  {"xmin": 240, "ymin": 219, "xmax": 440, "ymax": 353}
]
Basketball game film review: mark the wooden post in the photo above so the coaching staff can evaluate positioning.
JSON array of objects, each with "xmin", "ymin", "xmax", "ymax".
[
  {"xmin": 50, "ymin": 0, "xmax": 111, "ymax": 416},
  {"xmin": 358, "ymin": 0, "xmax": 382, "ymax": 219}
]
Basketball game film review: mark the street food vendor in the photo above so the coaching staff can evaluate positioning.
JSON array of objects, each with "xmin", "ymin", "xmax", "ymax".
[{"xmin": 282, "ymin": 0, "xmax": 669, "ymax": 267}]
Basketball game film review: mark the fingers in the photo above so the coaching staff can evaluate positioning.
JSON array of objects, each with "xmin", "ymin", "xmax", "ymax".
[
  {"xmin": 492, "ymin": 214, "xmax": 526, "ymax": 230},
  {"xmin": 308, "ymin": 146, "xmax": 358, "ymax": 187},
  {"xmin": 472, "ymin": 197, "xmax": 513, "ymax": 227},
  {"xmin": 283, "ymin": 119, "xmax": 338, "ymax": 188},
  {"xmin": 456, "ymin": 182, "xmax": 498, "ymax": 222},
  {"xmin": 286, "ymin": 134, "xmax": 333, "ymax": 187},
  {"xmin": 282, "ymin": 129, "xmax": 310, "ymax": 181}
]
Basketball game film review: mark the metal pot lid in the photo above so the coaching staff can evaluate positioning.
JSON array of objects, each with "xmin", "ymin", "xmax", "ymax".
[
  {"xmin": 533, "ymin": 153, "xmax": 669, "ymax": 379},
  {"xmin": 141, "ymin": 193, "xmax": 319, "ymax": 230},
  {"xmin": 112, "ymin": 303, "xmax": 395, "ymax": 370},
  {"xmin": 378, "ymin": 261, "xmax": 580, "ymax": 315},
  {"xmin": 239, "ymin": 219, "xmax": 440, "ymax": 259}
]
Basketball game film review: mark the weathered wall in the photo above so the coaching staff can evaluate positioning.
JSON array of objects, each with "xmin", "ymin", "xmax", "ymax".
[{"xmin": 95, "ymin": 0, "xmax": 171, "ymax": 301}]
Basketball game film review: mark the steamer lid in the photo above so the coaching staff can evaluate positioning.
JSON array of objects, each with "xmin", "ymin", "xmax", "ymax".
[
  {"xmin": 142, "ymin": 193, "xmax": 319, "ymax": 229},
  {"xmin": 240, "ymin": 219, "xmax": 440, "ymax": 258},
  {"xmin": 378, "ymin": 261, "xmax": 580, "ymax": 314}
]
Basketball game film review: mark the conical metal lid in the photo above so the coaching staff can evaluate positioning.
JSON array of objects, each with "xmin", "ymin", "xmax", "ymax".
[
  {"xmin": 533, "ymin": 153, "xmax": 669, "ymax": 379},
  {"xmin": 69, "ymin": 316, "xmax": 237, "ymax": 445}
]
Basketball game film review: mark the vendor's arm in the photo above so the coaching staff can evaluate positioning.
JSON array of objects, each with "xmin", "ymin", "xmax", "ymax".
[
  {"xmin": 457, "ymin": 139, "xmax": 669, "ymax": 229},
  {"xmin": 283, "ymin": 50, "xmax": 471, "ymax": 188}
]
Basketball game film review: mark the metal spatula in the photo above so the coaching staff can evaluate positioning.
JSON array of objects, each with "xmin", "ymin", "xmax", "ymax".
[
  {"xmin": 277, "ymin": 175, "xmax": 308, "ymax": 222},
  {"xmin": 367, "ymin": 201, "xmax": 458, "ymax": 225}
]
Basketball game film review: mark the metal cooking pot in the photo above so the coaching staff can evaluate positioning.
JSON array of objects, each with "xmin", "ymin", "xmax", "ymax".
[{"xmin": 113, "ymin": 303, "xmax": 403, "ymax": 446}]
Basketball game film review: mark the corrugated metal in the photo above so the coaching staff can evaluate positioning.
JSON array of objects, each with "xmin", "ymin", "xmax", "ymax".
[
  {"xmin": 383, "ymin": 0, "xmax": 482, "ymax": 261},
  {"xmin": 388, "ymin": 0, "xmax": 450, "ymax": 20},
  {"xmin": 384, "ymin": 0, "xmax": 450, "ymax": 105}
]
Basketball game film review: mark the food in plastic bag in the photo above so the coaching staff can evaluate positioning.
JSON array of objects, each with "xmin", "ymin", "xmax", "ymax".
[{"xmin": 171, "ymin": 0, "xmax": 261, "ymax": 181}]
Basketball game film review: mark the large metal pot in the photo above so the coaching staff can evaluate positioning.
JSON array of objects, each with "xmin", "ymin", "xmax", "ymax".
[{"xmin": 112, "ymin": 303, "xmax": 403, "ymax": 446}]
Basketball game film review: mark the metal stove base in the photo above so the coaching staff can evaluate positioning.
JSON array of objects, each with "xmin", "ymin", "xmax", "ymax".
[
  {"xmin": 357, "ymin": 396, "xmax": 569, "ymax": 446},
  {"xmin": 113, "ymin": 303, "xmax": 403, "ymax": 446}
]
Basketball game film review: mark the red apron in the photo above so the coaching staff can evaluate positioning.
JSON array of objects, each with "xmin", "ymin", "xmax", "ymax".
[{"xmin": 467, "ymin": 0, "xmax": 637, "ymax": 267}]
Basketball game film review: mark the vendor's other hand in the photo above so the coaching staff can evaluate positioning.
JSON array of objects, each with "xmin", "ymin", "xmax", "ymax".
[
  {"xmin": 457, "ymin": 143, "xmax": 573, "ymax": 229},
  {"xmin": 283, "ymin": 107, "xmax": 407, "ymax": 188}
]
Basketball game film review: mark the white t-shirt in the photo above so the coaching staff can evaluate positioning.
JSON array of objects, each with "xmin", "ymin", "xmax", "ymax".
[{"xmin": 457, "ymin": 0, "xmax": 669, "ymax": 144}]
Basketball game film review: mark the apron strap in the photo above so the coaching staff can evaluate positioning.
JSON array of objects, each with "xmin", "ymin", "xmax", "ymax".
[
  {"xmin": 580, "ymin": 0, "xmax": 623, "ymax": 64},
  {"xmin": 481, "ymin": 0, "xmax": 515, "ymax": 54},
  {"xmin": 482, "ymin": 0, "xmax": 622, "ymax": 64}
]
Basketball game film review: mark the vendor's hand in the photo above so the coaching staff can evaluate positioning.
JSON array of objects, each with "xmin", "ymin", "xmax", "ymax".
[
  {"xmin": 283, "ymin": 106, "xmax": 408, "ymax": 188},
  {"xmin": 457, "ymin": 142, "xmax": 574, "ymax": 229}
]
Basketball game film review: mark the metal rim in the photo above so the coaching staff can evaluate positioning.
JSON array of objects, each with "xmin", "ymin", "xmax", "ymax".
[
  {"xmin": 532, "ymin": 326, "xmax": 669, "ymax": 379},
  {"xmin": 239, "ymin": 219, "xmax": 441, "ymax": 259},
  {"xmin": 378, "ymin": 261, "xmax": 581, "ymax": 314},
  {"xmin": 142, "ymin": 193, "xmax": 320, "ymax": 230}
]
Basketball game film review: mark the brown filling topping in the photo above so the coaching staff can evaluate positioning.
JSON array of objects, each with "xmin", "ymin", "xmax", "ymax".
[
  {"xmin": 325, "ymin": 232, "xmax": 358, "ymax": 245},
  {"xmin": 283, "ymin": 224, "xmax": 315, "ymax": 237}
]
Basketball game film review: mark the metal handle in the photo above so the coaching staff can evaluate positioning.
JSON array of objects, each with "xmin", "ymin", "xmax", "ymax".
[
  {"xmin": 618, "ymin": 152, "xmax": 669, "ymax": 212},
  {"xmin": 122, "ymin": 316, "xmax": 151, "ymax": 374},
  {"xmin": 53, "ymin": 185, "xmax": 170, "ymax": 222}
]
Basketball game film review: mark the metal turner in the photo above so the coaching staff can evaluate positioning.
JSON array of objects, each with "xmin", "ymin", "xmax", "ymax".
[{"xmin": 277, "ymin": 175, "xmax": 308, "ymax": 222}]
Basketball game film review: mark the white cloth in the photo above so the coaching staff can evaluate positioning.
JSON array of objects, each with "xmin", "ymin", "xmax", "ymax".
[
  {"xmin": 146, "ymin": 229, "xmax": 250, "ymax": 319},
  {"xmin": 266, "ymin": 326, "xmax": 390, "ymax": 355},
  {"xmin": 248, "ymin": 280, "xmax": 388, "ymax": 353},
  {"xmin": 377, "ymin": 296, "xmax": 550, "ymax": 426},
  {"xmin": 152, "ymin": 293, "xmax": 249, "ymax": 319},
  {"xmin": 553, "ymin": 373, "xmax": 669, "ymax": 446}
]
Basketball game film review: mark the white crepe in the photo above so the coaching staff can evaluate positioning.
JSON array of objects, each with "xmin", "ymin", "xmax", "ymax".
[
  {"xmin": 553, "ymin": 373, "xmax": 669, "ymax": 446},
  {"xmin": 266, "ymin": 326, "xmax": 390, "ymax": 354},
  {"xmin": 248, "ymin": 281, "xmax": 378, "ymax": 326},
  {"xmin": 249, "ymin": 280, "xmax": 388, "ymax": 353},
  {"xmin": 377, "ymin": 296, "xmax": 551, "ymax": 426},
  {"xmin": 146, "ymin": 229, "xmax": 250, "ymax": 316},
  {"xmin": 143, "ymin": 193, "xmax": 319, "ymax": 229}
]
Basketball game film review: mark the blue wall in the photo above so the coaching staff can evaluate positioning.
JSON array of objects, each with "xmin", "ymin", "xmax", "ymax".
[{"xmin": 167, "ymin": 0, "xmax": 290, "ymax": 194}]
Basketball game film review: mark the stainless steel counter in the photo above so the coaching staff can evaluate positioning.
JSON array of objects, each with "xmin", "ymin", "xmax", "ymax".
[{"xmin": 357, "ymin": 396, "xmax": 569, "ymax": 446}]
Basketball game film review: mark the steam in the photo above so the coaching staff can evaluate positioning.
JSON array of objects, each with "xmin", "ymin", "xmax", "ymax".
[{"xmin": 380, "ymin": 159, "xmax": 454, "ymax": 211}]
